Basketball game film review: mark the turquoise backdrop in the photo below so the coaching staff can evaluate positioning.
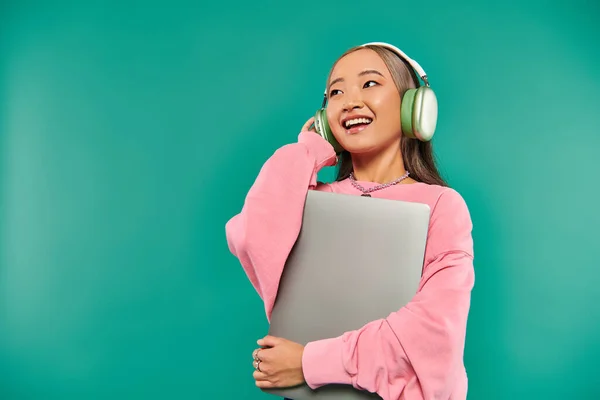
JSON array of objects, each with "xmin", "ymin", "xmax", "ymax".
[{"xmin": 1, "ymin": 1, "xmax": 599, "ymax": 399}]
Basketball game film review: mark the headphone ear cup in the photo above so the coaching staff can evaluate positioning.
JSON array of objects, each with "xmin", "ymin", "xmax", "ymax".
[
  {"xmin": 402, "ymin": 87, "xmax": 438, "ymax": 142},
  {"xmin": 401, "ymin": 88, "xmax": 418, "ymax": 139},
  {"xmin": 314, "ymin": 108, "xmax": 344, "ymax": 154}
]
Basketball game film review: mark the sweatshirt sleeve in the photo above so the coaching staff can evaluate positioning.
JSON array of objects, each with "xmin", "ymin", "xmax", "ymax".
[
  {"xmin": 301, "ymin": 188, "xmax": 475, "ymax": 400},
  {"xmin": 224, "ymin": 131, "xmax": 337, "ymax": 321}
]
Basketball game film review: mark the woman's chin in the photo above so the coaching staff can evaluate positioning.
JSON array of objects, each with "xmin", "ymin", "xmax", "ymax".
[
  {"xmin": 339, "ymin": 138, "xmax": 380, "ymax": 154},
  {"xmin": 338, "ymin": 132, "xmax": 402, "ymax": 155}
]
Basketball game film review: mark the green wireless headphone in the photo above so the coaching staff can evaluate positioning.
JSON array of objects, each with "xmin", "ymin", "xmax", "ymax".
[{"xmin": 313, "ymin": 41, "xmax": 438, "ymax": 154}]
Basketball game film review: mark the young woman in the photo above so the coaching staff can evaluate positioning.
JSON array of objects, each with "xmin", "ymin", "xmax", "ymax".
[{"xmin": 225, "ymin": 42, "xmax": 475, "ymax": 400}]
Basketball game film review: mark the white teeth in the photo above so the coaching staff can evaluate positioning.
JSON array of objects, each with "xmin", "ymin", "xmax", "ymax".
[{"xmin": 344, "ymin": 118, "xmax": 372, "ymax": 128}]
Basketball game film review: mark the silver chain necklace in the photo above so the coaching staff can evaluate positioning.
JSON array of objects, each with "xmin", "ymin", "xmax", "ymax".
[{"xmin": 348, "ymin": 171, "xmax": 410, "ymax": 197}]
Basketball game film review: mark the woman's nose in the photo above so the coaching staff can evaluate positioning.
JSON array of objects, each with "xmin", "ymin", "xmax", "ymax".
[{"xmin": 343, "ymin": 98, "xmax": 364, "ymax": 112}]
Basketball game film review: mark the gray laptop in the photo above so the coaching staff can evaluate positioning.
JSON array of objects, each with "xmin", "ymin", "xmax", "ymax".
[{"xmin": 263, "ymin": 190, "xmax": 431, "ymax": 400}]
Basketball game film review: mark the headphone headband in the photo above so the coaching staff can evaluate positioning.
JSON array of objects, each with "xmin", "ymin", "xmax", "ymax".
[
  {"xmin": 359, "ymin": 41, "xmax": 429, "ymax": 87},
  {"xmin": 321, "ymin": 41, "xmax": 430, "ymax": 103}
]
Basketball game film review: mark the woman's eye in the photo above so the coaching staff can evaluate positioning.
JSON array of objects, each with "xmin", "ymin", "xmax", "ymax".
[
  {"xmin": 329, "ymin": 89, "xmax": 342, "ymax": 97},
  {"xmin": 364, "ymin": 80, "xmax": 378, "ymax": 88}
]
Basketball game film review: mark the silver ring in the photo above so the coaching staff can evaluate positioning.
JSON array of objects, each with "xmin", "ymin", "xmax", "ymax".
[
  {"xmin": 253, "ymin": 359, "xmax": 262, "ymax": 372},
  {"xmin": 252, "ymin": 349, "xmax": 261, "ymax": 360}
]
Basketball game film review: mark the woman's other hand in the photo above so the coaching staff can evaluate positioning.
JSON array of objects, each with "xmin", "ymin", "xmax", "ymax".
[{"xmin": 252, "ymin": 335, "xmax": 305, "ymax": 389}]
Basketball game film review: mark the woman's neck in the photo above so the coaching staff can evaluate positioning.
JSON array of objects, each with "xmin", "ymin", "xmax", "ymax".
[{"xmin": 350, "ymin": 145, "xmax": 409, "ymax": 184}]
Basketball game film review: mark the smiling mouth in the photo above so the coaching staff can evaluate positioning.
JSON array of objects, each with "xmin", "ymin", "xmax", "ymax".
[{"xmin": 343, "ymin": 117, "xmax": 373, "ymax": 133}]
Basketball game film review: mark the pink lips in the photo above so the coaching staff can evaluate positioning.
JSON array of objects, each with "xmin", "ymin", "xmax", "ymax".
[
  {"xmin": 342, "ymin": 115, "xmax": 373, "ymax": 135},
  {"xmin": 340, "ymin": 114, "xmax": 373, "ymax": 127},
  {"xmin": 346, "ymin": 124, "xmax": 370, "ymax": 134}
]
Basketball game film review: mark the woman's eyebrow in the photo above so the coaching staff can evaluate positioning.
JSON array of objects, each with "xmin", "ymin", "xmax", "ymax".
[
  {"xmin": 329, "ymin": 69, "xmax": 385, "ymax": 88},
  {"xmin": 359, "ymin": 69, "xmax": 384, "ymax": 78}
]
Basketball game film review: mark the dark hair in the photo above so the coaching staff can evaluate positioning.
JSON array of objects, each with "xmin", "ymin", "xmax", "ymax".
[{"xmin": 326, "ymin": 45, "xmax": 448, "ymax": 187}]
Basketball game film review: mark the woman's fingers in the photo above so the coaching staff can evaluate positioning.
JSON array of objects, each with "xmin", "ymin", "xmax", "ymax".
[
  {"xmin": 253, "ymin": 369, "xmax": 269, "ymax": 381},
  {"xmin": 251, "ymin": 342, "xmax": 283, "ymax": 388},
  {"xmin": 301, "ymin": 117, "xmax": 315, "ymax": 133},
  {"xmin": 253, "ymin": 359, "xmax": 274, "ymax": 388},
  {"xmin": 257, "ymin": 335, "xmax": 283, "ymax": 348},
  {"xmin": 252, "ymin": 348, "xmax": 262, "ymax": 360},
  {"xmin": 252, "ymin": 358, "xmax": 264, "ymax": 371},
  {"xmin": 255, "ymin": 379, "xmax": 275, "ymax": 388}
]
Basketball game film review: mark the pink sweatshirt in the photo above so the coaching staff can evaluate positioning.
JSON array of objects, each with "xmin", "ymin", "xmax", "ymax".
[{"xmin": 225, "ymin": 131, "xmax": 475, "ymax": 400}]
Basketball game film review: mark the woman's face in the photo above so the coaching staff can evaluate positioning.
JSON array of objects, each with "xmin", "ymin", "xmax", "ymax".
[{"xmin": 326, "ymin": 48, "xmax": 402, "ymax": 155}]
